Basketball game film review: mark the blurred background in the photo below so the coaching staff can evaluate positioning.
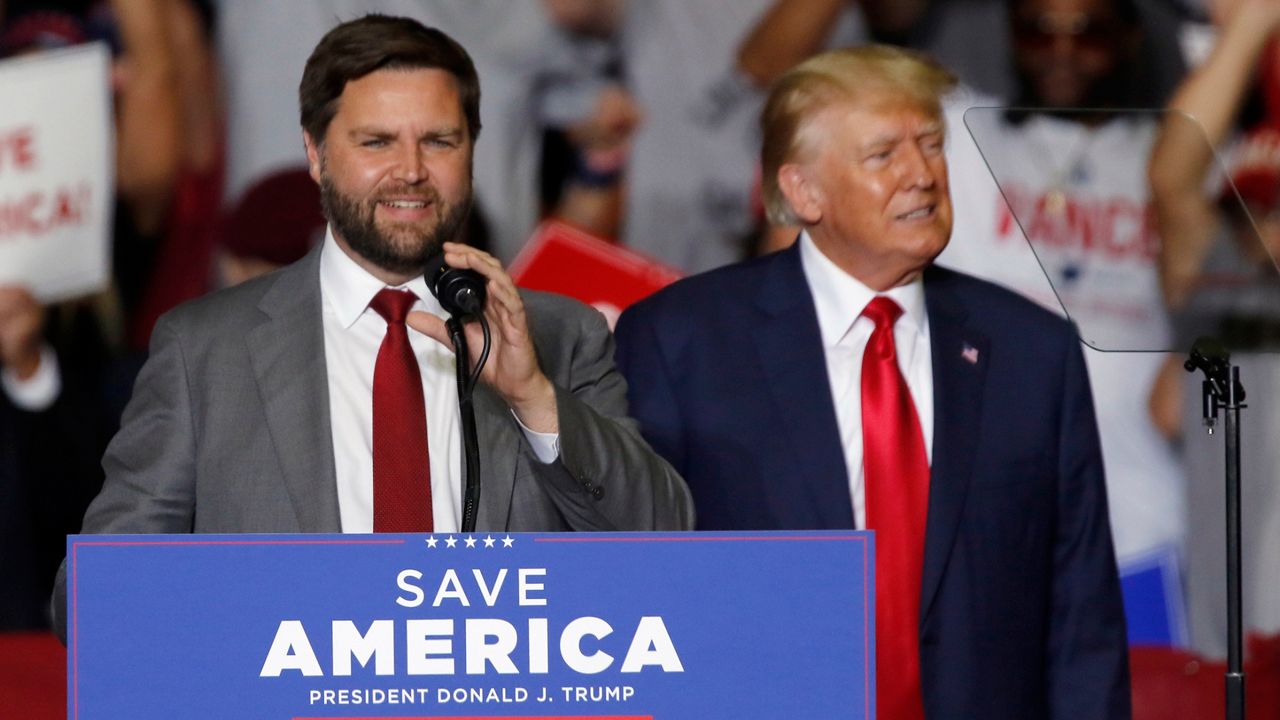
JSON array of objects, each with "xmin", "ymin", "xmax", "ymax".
[{"xmin": 2, "ymin": 0, "xmax": 1279, "ymax": 717}]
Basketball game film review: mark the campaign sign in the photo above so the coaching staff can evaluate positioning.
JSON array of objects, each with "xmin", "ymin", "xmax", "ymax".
[
  {"xmin": 510, "ymin": 221, "xmax": 683, "ymax": 329},
  {"xmin": 0, "ymin": 43, "xmax": 113, "ymax": 302},
  {"xmin": 69, "ymin": 531, "xmax": 873, "ymax": 719}
]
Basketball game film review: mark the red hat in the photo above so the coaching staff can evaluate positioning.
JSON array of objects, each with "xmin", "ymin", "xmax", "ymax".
[{"xmin": 221, "ymin": 168, "xmax": 325, "ymax": 266}]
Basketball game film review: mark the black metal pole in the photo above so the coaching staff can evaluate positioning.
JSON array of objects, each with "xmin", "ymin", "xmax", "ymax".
[
  {"xmin": 1185, "ymin": 339, "xmax": 1246, "ymax": 720},
  {"xmin": 448, "ymin": 317, "xmax": 481, "ymax": 533},
  {"xmin": 1224, "ymin": 365, "xmax": 1245, "ymax": 720}
]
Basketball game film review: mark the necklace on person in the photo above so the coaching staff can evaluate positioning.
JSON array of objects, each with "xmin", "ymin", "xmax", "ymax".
[{"xmin": 1033, "ymin": 119, "xmax": 1099, "ymax": 216}]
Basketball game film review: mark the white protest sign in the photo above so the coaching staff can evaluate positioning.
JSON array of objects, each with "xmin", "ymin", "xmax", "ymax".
[{"xmin": 0, "ymin": 43, "xmax": 113, "ymax": 302}]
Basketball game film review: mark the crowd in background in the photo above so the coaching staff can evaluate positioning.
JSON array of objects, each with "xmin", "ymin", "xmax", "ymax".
[{"xmin": 2, "ymin": 0, "xmax": 1279, "ymax": 675}]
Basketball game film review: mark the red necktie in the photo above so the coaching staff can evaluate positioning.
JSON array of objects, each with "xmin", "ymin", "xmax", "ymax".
[
  {"xmin": 369, "ymin": 288, "xmax": 433, "ymax": 532},
  {"xmin": 861, "ymin": 296, "xmax": 929, "ymax": 720}
]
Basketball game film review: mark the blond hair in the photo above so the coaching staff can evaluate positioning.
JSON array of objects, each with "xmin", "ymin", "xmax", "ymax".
[{"xmin": 760, "ymin": 45, "xmax": 957, "ymax": 225}]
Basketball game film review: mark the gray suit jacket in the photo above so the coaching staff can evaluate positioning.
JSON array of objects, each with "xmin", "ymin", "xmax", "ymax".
[{"xmin": 53, "ymin": 246, "xmax": 693, "ymax": 637}]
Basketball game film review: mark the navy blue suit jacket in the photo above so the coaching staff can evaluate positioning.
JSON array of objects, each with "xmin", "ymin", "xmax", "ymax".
[{"xmin": 614, "ymin": 243, "xmax": 1130, "ymax": 719}]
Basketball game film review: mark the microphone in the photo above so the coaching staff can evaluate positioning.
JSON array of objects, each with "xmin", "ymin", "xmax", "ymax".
[
  {"xmin": 424, "ymin": 252, "xmax": 488, "ymax": 534},
  {"xmin": 425, "ymin": 253, "xmax": 486, "ymax": 318}
]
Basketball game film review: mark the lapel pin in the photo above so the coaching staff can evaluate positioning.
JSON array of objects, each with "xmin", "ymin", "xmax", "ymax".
[{"xmin": 960, "ymin": 343, "xmax": 980, "ymax": 365}]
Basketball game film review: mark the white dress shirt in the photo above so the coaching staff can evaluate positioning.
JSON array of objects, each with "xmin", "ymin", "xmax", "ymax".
[
  {"xmin": 798, "ymin": 231, "xmax": 935, "ymax": 530},
  {"xmin": 318, "ymin": 229, "xmax": 556, "ymax": 533}
]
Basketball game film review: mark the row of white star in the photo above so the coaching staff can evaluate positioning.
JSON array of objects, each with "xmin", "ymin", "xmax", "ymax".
[{"xmin": 424, "ymin": 535, "xmax": 516, "ymax": 549}]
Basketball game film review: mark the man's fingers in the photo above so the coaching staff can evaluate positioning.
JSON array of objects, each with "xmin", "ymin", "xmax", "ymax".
[
  {"xmin": 442, "ymin": 242, "xmax": 500, "ymax": 270},
  {"xmin": 406, "ymin": 310, "xmax": 452, "ymax": 349},
  {"xmin": 407, "ymin": 311, "xmax": 493, "ymax": 370},
  {"xmin": 439, "ymin": 242, "xmax": 527, "ymax": 324},
  {"xmin": 442, "ymin": 243, "xmax": 515, "ymax": 289},
  {"xmin": 485, "ymin": 279, "xmax": 523, "ymax": 316}
]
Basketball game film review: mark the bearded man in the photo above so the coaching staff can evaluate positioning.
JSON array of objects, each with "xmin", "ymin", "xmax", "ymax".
[{"xmin": 51, "ymin": 14, "xmax": 692, "ymax": 640}]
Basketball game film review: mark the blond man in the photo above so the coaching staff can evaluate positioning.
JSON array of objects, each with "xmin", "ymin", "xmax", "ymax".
[{"xmin": 615, "ymin": 46, "xmax": 1129, "ymax": 719}]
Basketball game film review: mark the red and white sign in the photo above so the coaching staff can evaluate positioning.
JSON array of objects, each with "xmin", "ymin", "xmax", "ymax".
[
  {"xmin": 0, "ymin": 44, "xmax": 113, "ymax": 301},
  {"xmin": 510, "ymin": 221, "xmax": 683, "ymax": 329}
]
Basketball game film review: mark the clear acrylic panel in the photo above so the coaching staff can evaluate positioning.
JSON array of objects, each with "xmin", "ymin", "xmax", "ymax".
[{"xmin": 960, "ymin": 107, "xmax": 1280, "ymax": 354}]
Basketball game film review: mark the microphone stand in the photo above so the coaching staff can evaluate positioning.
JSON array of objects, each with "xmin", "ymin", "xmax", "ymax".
[
  {"xmin": 427, "ymin": 254, "xmax": 490, "ymax": 534},
  {"xmin": 1184, "ymin": 337, "xmax": 1247, "ymax": 720},
  {"xmin": 448, "ymin": 317, "xmax": 482, "ymax": 533}
]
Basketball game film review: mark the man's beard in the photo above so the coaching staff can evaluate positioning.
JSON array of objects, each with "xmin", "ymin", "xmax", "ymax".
[{"xmin": 319, "ymin": 174, "xmax": 471, "ymax": 276}]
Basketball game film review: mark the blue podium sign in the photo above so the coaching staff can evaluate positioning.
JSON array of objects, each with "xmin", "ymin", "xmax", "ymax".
[{"xmin": 68, "ymin": 531, "xmax": 873, "ymax": 719}]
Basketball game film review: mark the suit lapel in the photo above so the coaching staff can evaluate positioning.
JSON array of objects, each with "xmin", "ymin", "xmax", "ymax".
[
  {"xmin": 920, "ymin": 267, "xmax": 989, "ymax": 621},
  {"xmin": 751, "ymin": 245, "xmax": 854, "ymax": 528},
  {"xmin": 472, "ymin": 383, "xmax": 519, "ymax": 530},
  {"xmin": 247, "ymin": 246, "xmax": 342, "ymax": 532}
]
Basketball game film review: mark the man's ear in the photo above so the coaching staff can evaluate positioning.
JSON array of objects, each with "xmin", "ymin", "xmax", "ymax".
[
  {"xmin": 777, "ymin": 162, "xmax": 822, "ymax": 225},
  {"xmin": 303, "ymin": 131, "xmax": 323, "ymax": 183}
]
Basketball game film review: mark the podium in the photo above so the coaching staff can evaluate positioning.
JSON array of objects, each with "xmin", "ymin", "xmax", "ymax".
[{"xmin": 68, "ymin": 531, "xmax": 873, "ymax": 719}]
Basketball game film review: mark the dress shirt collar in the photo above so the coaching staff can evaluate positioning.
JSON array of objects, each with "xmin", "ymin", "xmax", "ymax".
[
  {"xmin": 798, "ymin": 229, "xmax": 928, "ymax": 348},
  {"xmin": 319, "ymin": 226, "xmax": 445, "ymax": 327}
]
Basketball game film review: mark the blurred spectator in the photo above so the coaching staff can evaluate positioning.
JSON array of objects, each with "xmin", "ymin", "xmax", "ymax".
[
  {"xmin": 216, "ymin": 168, "xmax": 323, "ymax": 287},
  {"xmin": 217, "ymin": 0, "xmax": 620, "ymax": 264},
  {"xmin": 0, "ymin": 286, "xmax": 99, "ymax": 631},
  {"xmin": 125, "ymin": 0, "xmax": 222, "ymax": 349},
  {"xmin": 1148, "ymin": 0, "xmax": 1280, "ymax": 658},
  {"xmin": 542, "ymin": 80, "xmax": 641, "ymax": 241},
  {"xmin": 0, "ymin": 0, "xmax": 216, "ymax": 627},
  {"xmin": 850, "ymin": 0, "xmax": 1188, "ymax": 103},
  {"xmin": 735, "ymin": 0, "xmax": 1189, "ymax": 111},
  {"xmin": 2, "ymin": 0, "xmax": 221, "ymax": 350},
  {"xmin": 614, "ymin": 0, "xmax": 866, "ymax": 272},
  {"xmin": 939, "ymin": 0, "xmax": 1188, "ymax": 591}
]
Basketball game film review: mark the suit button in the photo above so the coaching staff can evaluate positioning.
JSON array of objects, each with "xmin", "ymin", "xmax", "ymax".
[{"xmin": 591, "ymin": 486, "xmax": 605, "ymax": 500}]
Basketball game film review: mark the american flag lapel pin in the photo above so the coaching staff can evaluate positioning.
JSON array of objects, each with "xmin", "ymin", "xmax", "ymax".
[{"xmin": 960, "ymin": 343, "xmax": 979, "ymax": 365}]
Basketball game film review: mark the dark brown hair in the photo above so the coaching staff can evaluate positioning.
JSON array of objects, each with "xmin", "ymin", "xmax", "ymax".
[{"xmin": 299, "ymin": 14, "xmax": 481, "ymax": 144}]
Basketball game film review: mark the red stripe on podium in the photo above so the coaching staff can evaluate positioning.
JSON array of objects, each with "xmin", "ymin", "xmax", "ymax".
[{"xmin": 293, "ymin": 716, "xmax": 653, "ymax": 719}]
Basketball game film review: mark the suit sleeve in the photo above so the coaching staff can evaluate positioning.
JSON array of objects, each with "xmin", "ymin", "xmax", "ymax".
[
  {"xmin": 528, "ymin": 300, "xmax": 694, "ymax": 531},
  {"xmin": 613, "ymin": 303, "xmax": 689, "ymax": 478},
  {"xmin": 1048, "ymin": 339, "xmax": 1132, "ymax": 719},
  {"xmin": 52, "ymin": 313, "xmax": 199, "ymax": 641}
]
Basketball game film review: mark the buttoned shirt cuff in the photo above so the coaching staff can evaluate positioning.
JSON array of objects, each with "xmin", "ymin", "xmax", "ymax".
[
  {"xmin": 511, "ymin": 410, "xmax": 561, "ymax": 464},
  {"xmin": 2, "ymin": 344, "xmax": 61, "ymax": 412}
]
